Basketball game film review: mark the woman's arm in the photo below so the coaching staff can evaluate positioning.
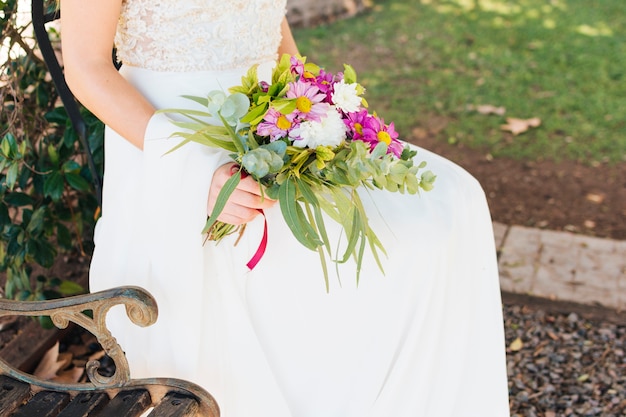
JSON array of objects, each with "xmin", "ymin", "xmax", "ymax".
[
  {"xmin": 277, "ymin": 16, "xmax": 300, "ymax": 56},
  {"xmin": 61, "ymin": 1, "xmax": 280, "ymax": 223},
  {"xmin": 60, "ymin": 0, "xmax": 154, "ymax": 149}
]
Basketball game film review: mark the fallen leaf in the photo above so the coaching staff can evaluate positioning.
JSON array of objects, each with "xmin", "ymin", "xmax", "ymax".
[
  {"xmin": 500, "ymin": 117, "xmax": 541, "ymax": 135},
  {"xmin": 586, "ymin": 192, "xmax": 605, "ymax": 204},
  {"xmin": 584, "ymin": 220, "xmax": 596, "ymax": 229},
  {"xmin": 469, "ymin": 104, "xmax": 506, "ymax": 116},
  {"xmin": 509, "ymin": 337, "xmax": 524, "ymax": 351},
  {"xmin": 33, "ymin": 342, "xmax": 71, "ymax": 380}
]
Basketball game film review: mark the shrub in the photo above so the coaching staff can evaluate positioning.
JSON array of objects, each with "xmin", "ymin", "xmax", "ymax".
[{"xmin": 0, "ymin": 0, "xmax": 103, "ymax": 301}]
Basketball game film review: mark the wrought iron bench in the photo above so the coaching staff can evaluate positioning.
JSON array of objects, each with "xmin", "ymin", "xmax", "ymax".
[{"xmin": 0, "ymin": 286, "xmax": 219, "ymax": 416}]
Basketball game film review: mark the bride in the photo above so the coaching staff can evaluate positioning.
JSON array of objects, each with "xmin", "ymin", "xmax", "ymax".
[{"xmin": 60, "ymin": 0, "xmax": 510, "ymax": 416}]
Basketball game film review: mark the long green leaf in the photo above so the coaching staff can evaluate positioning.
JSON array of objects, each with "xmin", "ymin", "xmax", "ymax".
[
  {"xmin": 202, "ymin": 171, "xmax": 241, "ymax": 234},
  {"xmin": 338, "ymin": 207, "xmax": 361, "ymax": 264},
  {"xmin": 240, "ymin": 103, "xmax": 268, "ymax": 124},
  {"xmin": 157, "ymin": 108, "xmax": 213, "ymax": 120},
  {"xmin": 353, "ymin": 192, "xmax": 386, "ymax": 274},
  {"xmin": 278, "ymin": 180, "xmax": 321, "ymax": 250},
  {"xmin": 297, "ymin": 179, "xmax": 331, "ymax": 256},
  {"xmin": 180, "ymin": 95, "xmax": 209, "ymax": 107},
  {"xmin": 218, "ymin": 114, "xmax": 246, "ymax": 155}
]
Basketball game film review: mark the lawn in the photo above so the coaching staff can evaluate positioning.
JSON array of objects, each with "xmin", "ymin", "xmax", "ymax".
[{"xmin": 292, "ymin": 0, "xmax": 626, "ymax": 164}]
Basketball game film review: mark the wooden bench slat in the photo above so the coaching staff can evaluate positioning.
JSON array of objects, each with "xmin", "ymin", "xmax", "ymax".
[
  {"xmin": 97, "ymin": 389, "xmax": 152, "ymax": 417},
  {"xmin": 11, "ymin": 390, "xmax": 70, "ymax": 417},
  {"xmin": 0, "ymin": 375, "xmax": 32, "ymax": 415},
  {"xmin": 149, "ymin": 391, "xmax": 199, "ymax": 417},
  {"xmin": 56, "ymin": 392, "xmax": 110, "ymax": 417}
]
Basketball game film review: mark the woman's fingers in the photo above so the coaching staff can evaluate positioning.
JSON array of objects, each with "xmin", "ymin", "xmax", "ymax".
[{"xmin": 208, "ymin": 163, "xmax": 277, "ymax": 225}]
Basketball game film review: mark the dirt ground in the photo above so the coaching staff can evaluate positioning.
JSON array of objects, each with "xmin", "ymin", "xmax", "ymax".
[{"xmin": 411, "ymin": 136, "xmax": 626, "ymax": 241}]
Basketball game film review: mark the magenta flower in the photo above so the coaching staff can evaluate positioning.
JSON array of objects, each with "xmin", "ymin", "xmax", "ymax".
[
  {"xmin": 286, "ymin": 80, "xmax": 330, "ymax": 123},
  {"xmin": 259, "ymin": 81, "xmax": 270, "ymax": 93},
  {"xmin": 313, "ymin": 69, "xmax": 336, "ymax": 101},
  {"xmin": 344, "ymin": 109, "xmax": 371, "ymax": 140},
  {"xmin": 257, "ymin": 108, "xmax": 297, "ymax": 141},
  {"xmin": 290, "ymin": 56, "xmax": 304, "ymax": 77},
  {"xmin": 360, "ymin": 114, "xmax": 403, "ymax": 158}
]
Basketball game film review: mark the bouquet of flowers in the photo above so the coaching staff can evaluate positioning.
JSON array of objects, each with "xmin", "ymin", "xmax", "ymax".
[{"xmin": 164, "ymin": 54, "xmax": 435, "ymax": 289}]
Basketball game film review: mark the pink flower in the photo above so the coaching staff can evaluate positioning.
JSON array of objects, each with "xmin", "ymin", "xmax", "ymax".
[
  {"xmin": 257, "ymin": 108, "xmax": 297, "ymax": 141},
  {"xmin": 313, "ymin": 69, "xmax": 336, "ymax": 101},
  {"xmin": 286, "ymin": 80, "xmax": 330, "ymax": 123},
  {"xmin": 290, "ymin": 56, "xmax": 305, "ymax": 77},
  {"xmin": 358, "ymin": 113, "xmax": 404, "ymax": 158},
  {"xmin": 344, "ymin": 109, "xmax": 371, "ymax": 140},
  {"xmin": 259, "ymin": 81, "xmax": 270, "ymax": 93}
]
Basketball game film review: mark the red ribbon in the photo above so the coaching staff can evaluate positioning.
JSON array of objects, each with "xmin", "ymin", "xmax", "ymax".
[
  {"xmin": 246, "ymin": 209, "xmax": 268, "ymax": 270},
  {"xmin": 229, "ymin": 165, "xmax": 267, "ymax": 270}
]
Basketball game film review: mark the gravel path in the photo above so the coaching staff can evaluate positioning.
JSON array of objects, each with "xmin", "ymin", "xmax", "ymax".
[{"xmin": 505, "ymin": 302, "xmax": 626, "ymax": 417}]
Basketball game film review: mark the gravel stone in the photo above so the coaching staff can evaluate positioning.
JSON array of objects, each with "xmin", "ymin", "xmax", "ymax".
[{"xmin": 505, "ymin": 304, "xmax": 626, "ymax": 416}]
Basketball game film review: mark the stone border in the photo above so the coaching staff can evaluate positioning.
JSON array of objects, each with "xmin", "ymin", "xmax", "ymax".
[{"xmin": 495, "ymin": 222, "xmax": 626, "ymax": 311}]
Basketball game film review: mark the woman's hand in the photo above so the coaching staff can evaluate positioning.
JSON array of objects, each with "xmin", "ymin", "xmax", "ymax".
[{"xmin": 208, "ymin": 163, "xmax": 277, "ymax": 225}]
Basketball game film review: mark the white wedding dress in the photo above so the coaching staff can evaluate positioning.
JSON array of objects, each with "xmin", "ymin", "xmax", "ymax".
[{"xmin": 88, "ymin": 0, "xmax": 510, "ymax": 415}]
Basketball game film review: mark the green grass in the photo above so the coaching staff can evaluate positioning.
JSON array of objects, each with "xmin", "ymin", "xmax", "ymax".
[{"xmin": 292, "ymin": 0, "xmax": 626, "ymax": 163}]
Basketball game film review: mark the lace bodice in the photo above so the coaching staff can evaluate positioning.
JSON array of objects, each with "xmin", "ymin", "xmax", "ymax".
[{"xmin": 114, "ymin": 0, "xmax": 287, "ymax": 72}]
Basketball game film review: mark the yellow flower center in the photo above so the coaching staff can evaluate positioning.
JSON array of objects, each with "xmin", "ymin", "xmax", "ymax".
[
  {"xmin": 303, "ymin": 71, "xmax": 316, "ymax": 80},
  {"xmin": 377, "ymin": 131, "xmax": 392, "ymax": 145},
  {"xmin": 276, "ymin": 115, "xmax": 292, "ymax": 130},
  {"xmin": 354, "ymin": 123, "xmax": 363, "ymax": 135},
  {"xmin": 296, "ymin": 96, "xmax": 312, "ymax": 113}
]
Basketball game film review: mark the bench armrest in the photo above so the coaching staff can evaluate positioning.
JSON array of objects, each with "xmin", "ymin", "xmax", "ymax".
[
  {"xmin": 0, "ymin": 286, "xmax": 220, "ymax": 416},
  {"xmin": 0, "ymin": 286, "xmax": 156, "ymax": 388}
]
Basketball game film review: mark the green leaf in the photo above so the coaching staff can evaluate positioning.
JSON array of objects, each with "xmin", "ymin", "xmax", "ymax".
[
  {"xmin": 44, "ymin": 107, "xmax": 70, "ymax": 124},
  {"xmin": 272, "ymin": 98, "xmax": 297, "ymax": 114},
  {"xmin": 338, "ymin": 207, "xmax": 361, "ymax": 264},
  {"xmin": 180, "ymin": 95, "xmax": 208, "ymax": 107},
  {"xmin": 202, "ymin": 170, "xmax": 241, "ymax": 234},
  {"xmin": 58, "ymin": 280, "xmax": 84, "ymax": 296},
  {"xmin": 296, "ymin": 179, "xmax": 330, "ymax": 254},
  {"xmin": 0, "ymin": 135, "xmax": 12, "ymax": 157},
  {"xmin": 30, "ymin": 239, "xmax": 57, "ymax": 268},
  {"xmin": 420, "ymin": 170, "xmax": 436, "ymax": 191},
  {"xmin": 5, "ymin": 163, "xmax": 19, "ymax": 189},
  {"xmin": 65, "ymin": 172, "xmax": 91, "ymax": 191},
  {"xmin": 56, "ymin": 223, "xmax": 72, "ymax": 249},
  {"xmin": 0, "ymin": 203, "xmax": 9, "ymax": 226},
  {"xmin": 25, "ymin": 207, "xmax": 46, "ymax": 234},
  {"xmin": 62, "ymin": 160, "xmax": 81, "ymax": 173},
  {"xmin": 240, "ymin": 103, "xmax": 269, "ymax": 124},
  {"xmin": 343, "ymin": 64, "xmax": 358, "ymax": 84},
  {"xmin": 43, "ymin": 171, "xmax": 64, "ymax": 201},
  {"xmin": 278, "ymin": 180, "xmax": 321, "ymax": 250},
  {"xmin": 4, "ymin": 192, "xmax": 33, "ymax": 207},
  {"xmin": 38, "ymin": 316, "xmax": 54, "ymax": 329}
]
